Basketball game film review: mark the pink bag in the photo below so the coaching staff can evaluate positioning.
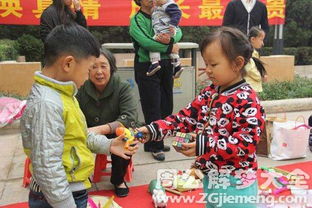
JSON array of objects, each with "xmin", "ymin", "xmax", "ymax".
[
  {"xmin": 0, "ymin": 97, "xmax": 26, "ymax": 128},
  {"xmin": 270, "ymin": 120, "xmax": 310, "ymax": 160}
]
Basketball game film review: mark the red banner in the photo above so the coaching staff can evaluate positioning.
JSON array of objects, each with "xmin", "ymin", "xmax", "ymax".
[{"xmin": 0, "ymin": 0, "xmax": 286, "ymax": 26}]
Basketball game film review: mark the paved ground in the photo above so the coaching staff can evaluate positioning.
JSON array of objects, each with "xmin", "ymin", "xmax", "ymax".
[{"xmin": 1, "ymin": 110, "xmax": 312, "ymax": 206}]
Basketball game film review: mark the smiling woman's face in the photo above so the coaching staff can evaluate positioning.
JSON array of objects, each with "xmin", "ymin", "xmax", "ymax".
[{"xmin": 89, "ymin": 54, "xmax": 111, "ymax": 92}]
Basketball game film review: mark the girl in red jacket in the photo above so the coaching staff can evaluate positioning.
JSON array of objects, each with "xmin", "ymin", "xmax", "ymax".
[{"xmin": 139, "ymin": 27, "xmax": 265, "ymax": 208}]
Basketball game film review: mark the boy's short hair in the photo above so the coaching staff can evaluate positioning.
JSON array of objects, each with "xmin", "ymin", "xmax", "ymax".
[{"xmin": 44, "ymin": 23, "xmax": 100, "ymax": 67}]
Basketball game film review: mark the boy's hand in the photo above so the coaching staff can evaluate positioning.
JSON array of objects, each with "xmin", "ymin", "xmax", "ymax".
[
  {"xmin": 177, "ymin": 142, "xmax": 196, "ymax": 157},
  {"xmin": 110, "ymin": 134, "xmax": 139, "ymax": 160},
  {"xmin": 135, "ymin": 126, "xmax": 151, "ymax": 143},
  {"xmin": 73, "ymin": 0, "xmax": 81, "ymax": 11},
  {"xmin": 88, "ymin": 124, "xmax": 110, "ymax": 135}
]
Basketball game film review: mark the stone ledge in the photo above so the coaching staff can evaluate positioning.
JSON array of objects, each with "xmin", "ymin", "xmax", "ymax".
[{"xmin": 261, "ymin": 98, "xmax": 312, "ymax": 114}]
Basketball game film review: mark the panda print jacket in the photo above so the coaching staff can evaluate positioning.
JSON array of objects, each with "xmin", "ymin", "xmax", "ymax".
[{"xmin": 147, "ymin": 80, "xmax": 265, "ymax": 175}]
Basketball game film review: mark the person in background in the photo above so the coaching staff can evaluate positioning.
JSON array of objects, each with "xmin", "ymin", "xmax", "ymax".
[
  {"xmin": 76, "ymin": 48, "xmax": 138, "ymax": 197},
  {"xmin": 138, "ymin": 27, "xmax": 265, "ymax": 208},
  {"xmin": 21, "ymin": 24, "xmax": 137, "ymax": 208},
  {"xmin": 222, "ymin": 0, "xmax": 269, "ymax": 36},
  {"xmin": 129, "ymin": 0, "xmax": 182, "ymax": 161},
  {"xmin": 245, "ymin": 26, "xmax": 267, "ymax": 92},
  {"xmin": 147, "ymin": 0, "xmax": 183, "ymax": 78},
  {"xmin": 40, "ymin": 0, "xmax": 87, "ymax": 42}
]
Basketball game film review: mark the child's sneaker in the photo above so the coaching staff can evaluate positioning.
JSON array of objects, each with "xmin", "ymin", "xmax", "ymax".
[
  {"xmin": 147, "ymin": 62, "xmax": 161, "ymax": 76},
  {"xmin": 173, "ymin": 64, "xmax": 183, "ymax": 79}
]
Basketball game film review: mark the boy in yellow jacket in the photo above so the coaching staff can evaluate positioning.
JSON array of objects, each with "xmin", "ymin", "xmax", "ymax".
[{"xmin": 21, "ymin": 24, "xmax": 138, "ymax": 208}]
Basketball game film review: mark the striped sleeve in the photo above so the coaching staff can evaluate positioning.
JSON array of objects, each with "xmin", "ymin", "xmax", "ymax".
[
  {"xmin": 146, "ymin": 123, "xmax": 160, "ymax": 141},
  {"xmin": 196, "ymin": 134, "xmax": 208, "ymax": 156}
]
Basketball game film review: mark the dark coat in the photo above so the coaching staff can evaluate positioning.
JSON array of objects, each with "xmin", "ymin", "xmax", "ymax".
[
  {"xmin": 40, "ymin": 5, "xmax": 87, "ymax": 42},
  {"xmin": 222, "ymin": 0, "xmax": 269, "ymax": 35},
  {"xmin": 76, "ymin": 74, "xmax": 138, "ymax": 133}
]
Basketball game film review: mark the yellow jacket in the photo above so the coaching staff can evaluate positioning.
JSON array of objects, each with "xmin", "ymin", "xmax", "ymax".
[
  {"xmin": 244, "ymin": 50, "xmax": 263, "ymax": 92},
  {"xmin": 21, "ymin": 72, "xmax": 112, "ymax": 208}
]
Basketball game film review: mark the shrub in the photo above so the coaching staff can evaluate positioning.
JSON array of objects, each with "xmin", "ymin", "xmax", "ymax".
[
  {"xmin": 0, "ymin": 39, "xmax": 18, "ymax": 61},
  {"xmin": 259, "ymin": 76, "xmax": 312, "ymax": 100},
  {"xmin": 14, "ymin": 34, "xmax": 43, "ymax": 62}
]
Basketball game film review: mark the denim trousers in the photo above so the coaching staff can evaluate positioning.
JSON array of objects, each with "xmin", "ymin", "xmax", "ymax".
[{"xmin": 28, "ymin": 189, "xmax": 88, "ymax": 208}]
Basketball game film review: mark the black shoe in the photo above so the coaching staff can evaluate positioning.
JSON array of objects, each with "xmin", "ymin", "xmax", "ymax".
[
  {"xmin": 173, "ymin": 65, "xmax": 183, "ymax": 79},
  {"xmin": 163, "ymin": 145, "xmax": 170, "ymax": 152},
  {"xmin": 147, "ymin": 62, "xmax": 161, "ymax": 76},
  {"xmin": 114, "ymin": 182, "xmax": 129, "ymax": 197},
  {"xmin": 152, "ymin": 151, "xmax": 165, "ymax": 161}
]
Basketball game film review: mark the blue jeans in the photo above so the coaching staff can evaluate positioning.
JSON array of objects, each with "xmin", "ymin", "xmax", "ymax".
[{"xmin": 29, "ymin": 189, "xmax": 88, "ymax": 208}]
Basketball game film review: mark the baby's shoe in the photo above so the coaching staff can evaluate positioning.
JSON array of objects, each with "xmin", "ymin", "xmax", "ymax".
[
  {"xmin": 173, "ymin": 64, "xmax": 183, "ymax": 79},
  {"xmin": 147, "ymin": 62, "xmax": 161, "ymax": 76}
]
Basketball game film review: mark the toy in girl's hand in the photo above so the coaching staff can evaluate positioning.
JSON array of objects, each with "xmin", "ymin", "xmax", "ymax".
[
  {"xmin": 115, "ymin": 127, "xmax": 144, "ymax": 149},
  {"xmin": 148, "ymin": 179, "xmax": 168, "ymax": 208},
  {"xmin": 172, "ymin": 132, "xmax": 192, "ymax": 151}
]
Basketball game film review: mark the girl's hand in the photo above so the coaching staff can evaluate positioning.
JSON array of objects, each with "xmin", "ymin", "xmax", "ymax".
[
  {"xmin": 136, "ymin": 126, "xmax": 151, "ymax": 143},
  {"xmin": 73, "ymin": 0, "xmax": 81, "ymax": 11},
  {"xmin": 110, "ymin": 134, "xmax": 139, "ymax": 160},
  {"xmin": 178, "ymin": 142, "xmax": 196, "ymax": 157}
]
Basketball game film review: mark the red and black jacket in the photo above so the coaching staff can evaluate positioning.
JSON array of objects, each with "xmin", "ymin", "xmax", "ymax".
[{"xmin": 147, "ymin": 80, "xmax": 265, "ymax": 175}]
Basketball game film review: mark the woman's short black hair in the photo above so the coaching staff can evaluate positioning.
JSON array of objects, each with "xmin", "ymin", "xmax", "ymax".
[{"xmin": 100, "ymin": 47, "xmax": 117, "ymax": 75}]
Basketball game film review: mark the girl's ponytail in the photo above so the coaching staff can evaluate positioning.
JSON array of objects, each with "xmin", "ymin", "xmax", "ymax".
[{"xmin": 252, "ymin": 57, "xmax": 266, "ymax": 78}]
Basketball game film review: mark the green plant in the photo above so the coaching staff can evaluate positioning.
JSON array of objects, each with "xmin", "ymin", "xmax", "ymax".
[
  {"xmin": 284, "ymin": 0, "xmax": 312, "ymax": 47},
  {"xmin": 0, "ymin": 39, "xmax": 18, "ymax": 61},
  {"xmin": 259, "ymin": 76, "xmax": 312, "ymax": 100},
  {"xmin": 14, "ymin": 34, "xmax": 43, "ymax": 62}
]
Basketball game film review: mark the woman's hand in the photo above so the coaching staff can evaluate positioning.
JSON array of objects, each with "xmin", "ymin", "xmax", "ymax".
[
  {"xmin": 73, "ymin": 0, "xmax": 81, "ymax": 11},
  {"xmin": 155, "ymin": 33, "xmax": 171, "ymax": 44},
  {"xmin": 110, "ymin": 134, "xmax": 139, "ymax": 160}
]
